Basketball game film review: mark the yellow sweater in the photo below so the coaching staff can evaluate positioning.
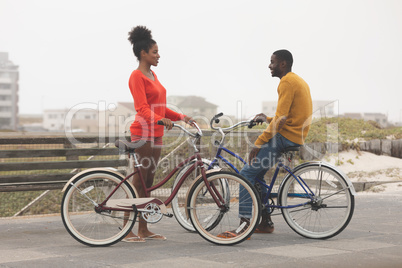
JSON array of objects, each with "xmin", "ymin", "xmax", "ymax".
[{"xmin": 255, "ymin": 72, "xmax": 312, "ymax": 147}]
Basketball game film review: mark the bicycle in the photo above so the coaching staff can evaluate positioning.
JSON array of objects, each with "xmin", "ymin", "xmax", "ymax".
[
  {"xmin": 172, "ymin": 112, "xmax": 355, "ymax": 239},
  {"xmin": 61, "ymin": 121, "xmax": 261, "ymax": 246}
]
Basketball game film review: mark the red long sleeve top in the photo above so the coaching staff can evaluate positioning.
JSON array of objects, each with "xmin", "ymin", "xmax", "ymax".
[{"xmin": 129, "ymin": 70, "xmax": 185, "ymax": 138}]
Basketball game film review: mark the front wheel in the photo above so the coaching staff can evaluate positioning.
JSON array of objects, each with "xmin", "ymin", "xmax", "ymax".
[
  {"xmin": 279, "ymin": 164, "xmax": 354, "ymax": 239},
  {"xmin": 187, "ymin": 171, "xmax": 261, "ymax": 245},
  {"xmin": 171, "ymin": 159, "xmax": 212, "ymax": 232},
  {"xmin": 61, "ymin": 171, "xmax": 136, "ymax": 246}
]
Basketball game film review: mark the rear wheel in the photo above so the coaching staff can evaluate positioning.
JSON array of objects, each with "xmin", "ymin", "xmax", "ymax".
[
  {"xmin": 279, "ymin": 164, "xmax": 354, "ymax": 239},
  {"xmin": 187, "ymin": 171, "xmax": 261, "ymax": 245},
  {"xmin": 61, "ymin": 171, "xmax": 136, "ymax": 246}
]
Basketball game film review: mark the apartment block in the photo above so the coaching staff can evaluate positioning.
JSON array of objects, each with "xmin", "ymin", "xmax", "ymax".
[{"xmin": 0, "ymin": 52, "xmax": 19, "ymax": 130}]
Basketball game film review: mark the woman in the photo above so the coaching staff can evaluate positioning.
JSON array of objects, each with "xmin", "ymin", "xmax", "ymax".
[{"xmin": 124, "ymin": 26, "xmax": 193, "ymax": 242}]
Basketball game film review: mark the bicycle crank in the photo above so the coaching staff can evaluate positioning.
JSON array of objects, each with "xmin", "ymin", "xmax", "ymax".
[
  {"xmin": 106, "ymin": 197, "xmax": 167, "ymax": 223},
  {"xmin": 140, "ymin": 202, "xmax": 164, "ymax": 223}
]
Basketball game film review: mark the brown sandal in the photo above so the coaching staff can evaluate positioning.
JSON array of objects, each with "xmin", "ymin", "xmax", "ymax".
[{"xmin": 217, "ymin": 231, "xmax": 251, "ymax": 240}]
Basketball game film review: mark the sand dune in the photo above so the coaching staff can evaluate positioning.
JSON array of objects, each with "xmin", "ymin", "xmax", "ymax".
[{"xmin": 325, "ymin": 150, "xmax": 402, "ymax": 194}]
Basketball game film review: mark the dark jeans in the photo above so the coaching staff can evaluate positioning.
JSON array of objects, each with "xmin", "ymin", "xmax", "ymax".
[{"xmin": 239, "ymin": 133, "xmax": 300, "ymax": 218}]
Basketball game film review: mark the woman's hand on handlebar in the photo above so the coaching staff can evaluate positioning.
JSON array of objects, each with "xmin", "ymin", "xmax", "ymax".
[
  {"xmin": 159, "ymin": 118, "xmax": 174, "ymax": 130},
  {"xmin": 183, "ymin": 115, "xmax": 195, "ymax": 125}
]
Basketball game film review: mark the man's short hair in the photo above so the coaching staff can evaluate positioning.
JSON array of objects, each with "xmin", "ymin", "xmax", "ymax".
[{"xmin": 273, "ymin": 49, "xmax": 293, "ymax": 68}]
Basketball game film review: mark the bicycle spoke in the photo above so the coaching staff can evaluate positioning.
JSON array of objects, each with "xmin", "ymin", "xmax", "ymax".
[
  {"xmin": 280, "ymin": 164, "xmax": 354, "ymax": 239},
  {"xmin": 188, "ymin": 171, "xmax": 261, "ymax": 245},
  {"xmin": 61, "ymin": 172, "xmax": 136, "ymax": 246}
]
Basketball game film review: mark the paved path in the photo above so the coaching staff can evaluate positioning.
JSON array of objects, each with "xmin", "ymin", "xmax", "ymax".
[{"xmin": 1, "ymin": 192, "xmax": 402, "ymax": 268}]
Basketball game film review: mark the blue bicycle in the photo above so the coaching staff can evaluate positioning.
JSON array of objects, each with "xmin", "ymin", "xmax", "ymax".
[{"xmin": 172, "ymin": 113, "xmax": 355, "ymax": 239}]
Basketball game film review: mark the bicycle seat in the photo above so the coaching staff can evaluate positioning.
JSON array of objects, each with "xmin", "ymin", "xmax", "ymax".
[
  {"xmin": 115, "ymin": 139, "xmax": 146, "ymax": 153},
  {"xmin": 281, "ymin": 146, "xmax": 300, "ymax": 153}
]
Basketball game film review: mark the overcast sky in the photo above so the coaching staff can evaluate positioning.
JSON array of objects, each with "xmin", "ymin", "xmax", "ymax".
[{"xmin": 1, "ymin": 0, "xmax": 401, "ymax": 122}]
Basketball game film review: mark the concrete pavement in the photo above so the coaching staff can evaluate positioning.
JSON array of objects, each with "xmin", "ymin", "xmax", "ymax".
[{"xmin": 1, "ymin": 192, "xmax": 402, "ymax": 268}]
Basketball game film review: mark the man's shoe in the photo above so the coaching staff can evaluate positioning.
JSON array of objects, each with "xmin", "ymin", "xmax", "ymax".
[{"xmin": 254, "ymin": 215, "xmax": 274, "ymax": 233}]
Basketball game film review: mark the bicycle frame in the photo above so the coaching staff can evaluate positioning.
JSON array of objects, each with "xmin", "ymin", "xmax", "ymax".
[
  {"xmin": 209, "ymin": 143, "xmax": 315, "ymax": 208},
  {"xmin": 210, "ymin": 146, "xmax": 246, "ymax": 174},
  {"xmin": 95, "ymin": 122, "xmax": 226, "ymax": 213},
  {"xmin": 126, "ymin": 153, "xmax": 211, "ymax": 205},
  {"xmin": 209, "ymin": 114, "xmax": 316, "ymax": 211},
  {"xmin": 255, "ymin": 161, "xmax": 316, "ymax": 209}
]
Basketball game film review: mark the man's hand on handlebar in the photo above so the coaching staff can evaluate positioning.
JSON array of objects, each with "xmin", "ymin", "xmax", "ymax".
[{"xmin": 252, "ymin": 113, "xmax": 268, "ymax": 125}]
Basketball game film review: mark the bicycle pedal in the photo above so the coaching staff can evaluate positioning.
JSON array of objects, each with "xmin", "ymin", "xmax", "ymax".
[{"xmin": 164, "ymin": 213, "xmax": 173, "ymax": 218}]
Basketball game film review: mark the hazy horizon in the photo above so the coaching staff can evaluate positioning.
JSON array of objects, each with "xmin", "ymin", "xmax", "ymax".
[{"xmin": 1, "ymin": 0, "xmax": 401, "ymax": 123}]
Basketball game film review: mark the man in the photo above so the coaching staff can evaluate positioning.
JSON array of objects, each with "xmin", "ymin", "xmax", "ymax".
[{"xmin": 239, "ymin": 49, "xmax": 312, "ymax": 234}]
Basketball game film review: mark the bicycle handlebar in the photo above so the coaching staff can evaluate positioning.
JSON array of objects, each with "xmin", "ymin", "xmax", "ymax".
[
  {"xmin": 157, "ymin": 120, "xmax": 202, "ymax": 138},
  {"xmin": 212, "ymin": 112, "xmax": 224, "ymax": 124},
  {"xmin": 210, "ymin": 112, "xmax": 259, "ymax": 132}
]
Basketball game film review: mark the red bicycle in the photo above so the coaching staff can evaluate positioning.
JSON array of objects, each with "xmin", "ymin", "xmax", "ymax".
[{"xmin": 61, "ymin": 121, "xmax": 261, "ymax": 246}]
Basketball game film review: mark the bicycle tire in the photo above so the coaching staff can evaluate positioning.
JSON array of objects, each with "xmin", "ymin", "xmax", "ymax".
[
  {"xmin": 279, "ymin": 163, "xmax": 355, "ymax": 239},
  {"xmin": 61, "ymin": 170, "xmax": 136, "ymax": 246},
  {"xmin": 171, "ymin": 159, "xmax": 212, "ymax": 232},
  {"xmin": 187, "ymin": 171, "xmax": 261, "ymax": 245}
]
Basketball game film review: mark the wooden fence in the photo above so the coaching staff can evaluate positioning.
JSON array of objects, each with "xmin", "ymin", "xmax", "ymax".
[
  {"xmin": 359, "ymin": 139, "xmax": 402, "ymax": 158},
  {"xmin": 0, "ymin": 131, "xmax": 259, "ymax": 192},
  {"xmin": 0, "ymin": 134, "xmax": 128, "ymax": 192},
  {"xmin": 1, "ymin": 131, "xmax": 400, "ymax": 193}
]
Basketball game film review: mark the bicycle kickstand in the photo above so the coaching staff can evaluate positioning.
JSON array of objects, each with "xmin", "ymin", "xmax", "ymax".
[{"xmin": 132, "ymin": 204, "xmax": 139, "ymax": 224}]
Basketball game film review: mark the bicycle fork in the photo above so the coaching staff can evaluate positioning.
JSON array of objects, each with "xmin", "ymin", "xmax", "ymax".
[{"xmin": 198, "ymin": 162, "xmax": 228, "ymax": 212}]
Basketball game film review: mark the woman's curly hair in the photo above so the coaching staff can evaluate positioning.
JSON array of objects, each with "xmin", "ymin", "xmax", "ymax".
[{"xmin": 128, "ymin": 26, "xmax": 156, "ymax": 61}]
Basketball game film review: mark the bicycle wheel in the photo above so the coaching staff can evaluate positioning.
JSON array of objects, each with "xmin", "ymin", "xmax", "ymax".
[
  {"xmin": 61, "ymin": 170, "xmax": 136, "ymax": 246},
  {"xmin": 187, "ymin": 171, "xmax": 261, "ymax": 245},
  {"xmin": 171, "ymin": 159, "xmax": 212, "ymax": 232},
  {"xmin": 279, "ymin": 163, "xmax": 355, "ymax": 239}
]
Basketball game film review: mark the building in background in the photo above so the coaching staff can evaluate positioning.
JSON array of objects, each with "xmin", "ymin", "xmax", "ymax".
[
  {"xmin": 43, "ymin": 109, "xmax": 70, "ymax": 132},
  {"xmin": 41, "ymin": 97, "xmax": 218, "ymax": 133},
  {"xmin": 19, "ymin": 114, "xmax": 45, "ymax": 132},
  {"xmin": 43, "ymin": 103, "xmax": 135, "ymax": 134},
  {"xmin": 342, "ymin": 112, "xmax": 389, "ymax": 128},
  {"xmin": 43, "ymin": 108, "xmax": 98, "ymax": 132},
  {"xmin": 101, "ymin": 102, "xmax": 136, "ymax": 135},
  {"xmin": 363, "ymin": 113, "xmax": 388, "ymax": 128},
  {"xmin": 0, "ymin": 52, "xmax": 19, "ymax": 131},
  {"xmin": 167, "ymin": 95, "xmax": 218, "ymax": 127},
  {"xmin": 343, "ymin": 113, "xmax": 362, "ymax": 120}
]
